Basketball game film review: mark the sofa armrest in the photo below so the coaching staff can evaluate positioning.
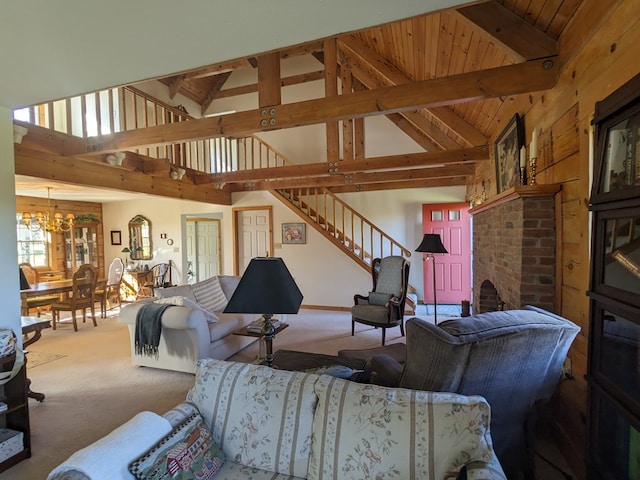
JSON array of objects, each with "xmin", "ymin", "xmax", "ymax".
[
  {"xmin": 120, "ymin": 302, "xmax": 208, "ymax": 329},
  {"xmin": 464, "ymin": 455, "xmax": 508, "ymax": 480}
]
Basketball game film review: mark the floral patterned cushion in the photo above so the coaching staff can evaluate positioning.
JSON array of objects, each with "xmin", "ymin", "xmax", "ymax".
[
  {"xmin": 308, "ymin": 375, "xmax": 495, "ymax": 480},
  {"xmin": 186, "ymin": 359, "xmax": 320, "ymax": 478}
]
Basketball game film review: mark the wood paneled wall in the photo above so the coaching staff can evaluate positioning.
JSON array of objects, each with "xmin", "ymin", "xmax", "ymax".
[
  {"xmin": 16, "ymin": 195, "xmax": 104, "ymax": 278},
  {"xmin": 468, "ymin": 0, "xmax": 639, "ymax": 476}
]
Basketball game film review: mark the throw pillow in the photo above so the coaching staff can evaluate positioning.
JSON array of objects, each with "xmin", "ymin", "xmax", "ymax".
[
  {"xmin": 187, "ymin": 359, "xmax": 320, "ymax": 478},
  {"xmin": 368, "ymin": 291, "xmax": 393, "ymax": 306},
  {"xmin": 129, "ymin": 413, "xmax": 224, "ymax": 480},
  {"xmin": 191, "ymin": 277, "xmax": 228, "ymax": 313},
  {"xmin": 308, "ymin": 375, "xmax": 495, "ymax": 480},
  {"xmin": 153, "ymin": 296, "xmax": 219, "ymax": 323}
]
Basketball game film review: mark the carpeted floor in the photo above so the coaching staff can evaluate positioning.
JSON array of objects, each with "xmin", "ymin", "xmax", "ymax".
[
  {"xmin": 0, "ymin": 307, "xmax": 575, "ymax": 480},
  {"xmin": 25, "ymin": 351, "xmax": 66, "ymax": 369}
]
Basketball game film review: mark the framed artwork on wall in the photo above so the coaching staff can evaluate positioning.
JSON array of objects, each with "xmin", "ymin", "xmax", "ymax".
[
  {"xmin": 494, "ymin": 113, "xmax": 525, "ymax": 194},
  {"xmin": 110, "ymin": 230, "xmax": 122, "ymax": 246},
  {"xmin": 282, "ymin": 223, "xmax": 306, "ymax": 244}
]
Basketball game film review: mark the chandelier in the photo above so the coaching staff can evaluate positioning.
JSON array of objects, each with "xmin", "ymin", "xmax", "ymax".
[{"xmin": 21, "ymin": 187, "xmax": 75, "ymax": 233}]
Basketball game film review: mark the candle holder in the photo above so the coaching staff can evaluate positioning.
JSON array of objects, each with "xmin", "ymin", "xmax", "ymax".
[
  {"xmin": 520, "ymin": 167, "xmax": 527, "ymax": 185},
  {"xmin": 529, "ymin": 157, "xmax": 537, "ymax": 185}
]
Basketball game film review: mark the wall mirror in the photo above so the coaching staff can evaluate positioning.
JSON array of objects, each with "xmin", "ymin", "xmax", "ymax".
[{"xmin": 128, "ymin": 215, "xmax": 153, "ymax": 260}]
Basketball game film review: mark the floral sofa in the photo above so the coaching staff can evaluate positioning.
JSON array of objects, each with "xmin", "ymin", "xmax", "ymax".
[
  {"xmin": 48, "ymin": 359, "xmax": 507, "ymax": 480},
  {"xmin": 119, "ymin": 275, "xmax": 256, "ymax": 373}
]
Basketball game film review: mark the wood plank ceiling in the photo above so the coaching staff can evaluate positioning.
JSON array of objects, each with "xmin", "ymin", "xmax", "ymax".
[{"xmin": 15, "ymin": 0, "xmax": 583, "ymax": 202}]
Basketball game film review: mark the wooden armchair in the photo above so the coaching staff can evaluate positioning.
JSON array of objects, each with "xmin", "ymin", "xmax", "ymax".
[
  {"xmin": 19, "ymin": 263, "xmax": 59, "ymax": 317},
  {"xmin": 351, "ymin": 256, "xmax": 410, "ymax": 345},
  {"xmin": 51, "ymin": 264, "xmax": 98, "ymax": 331}
]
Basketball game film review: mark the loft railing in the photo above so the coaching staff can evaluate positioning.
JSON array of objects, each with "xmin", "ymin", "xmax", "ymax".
[{"xmin": 13, "ymin": 86, "xmax": 240, "ymax": 174}]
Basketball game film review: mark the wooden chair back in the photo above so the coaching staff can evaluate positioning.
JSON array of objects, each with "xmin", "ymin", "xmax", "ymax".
[
  {"xmin": 19, "ymin": 263, "xmax": 39, "ymax": 285},
  {"xmin": 72, "ymin": 264, "xmax": 98, "ymax": 305}
]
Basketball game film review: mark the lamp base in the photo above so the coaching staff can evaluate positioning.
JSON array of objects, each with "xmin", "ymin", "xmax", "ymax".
[{"xmin": 261, "ymin": 314, "xmax": 277, "ymax": 367}]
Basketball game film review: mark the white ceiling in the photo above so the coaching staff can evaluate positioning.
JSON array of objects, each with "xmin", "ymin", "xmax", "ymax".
[{"xmin": 6, "ymin": 0, "xmax": 469, "ymax": 202}]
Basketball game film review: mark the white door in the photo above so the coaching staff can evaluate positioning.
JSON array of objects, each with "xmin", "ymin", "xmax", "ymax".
[
  {"xmin": 185, "ymin": 217, "xmax": 221, "ymax": 282},
  {"xmin": 236, "ymin": 208, "xmax": 271, "ymax": 274}
]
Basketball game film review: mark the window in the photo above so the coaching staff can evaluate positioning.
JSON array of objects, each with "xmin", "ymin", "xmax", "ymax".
[{"xmin": 16, "ymin": 216, "xmax": 49, "ymax": 267}]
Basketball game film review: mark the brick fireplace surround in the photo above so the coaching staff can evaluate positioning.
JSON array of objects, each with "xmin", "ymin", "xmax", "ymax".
[{"xmin": 470, "ymin": 185, "xmax": 561, "ymax": 314}]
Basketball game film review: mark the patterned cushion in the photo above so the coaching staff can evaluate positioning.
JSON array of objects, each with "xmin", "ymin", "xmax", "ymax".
[
  {"xmin": 186, "ymin": 359, "xmax": 319, "ymax": 477},
  {"xmin": 308, "ymin": 375, "xmax": 495, "ymax": 480},
  {"xmin": 375, "ymin": 256, "xmax": 405, "ymax": 296},
  {"xmin": 191, "ymin": 277, "xmax": 228, "ymax": 313},
  {"xmin": 153, "ymin": 296, "xmax": 219, "ymax": 323},
  {"xmin": 129, "ymin": 413, "xmax": 224, "ymax": 479},
  {"xmin": 368, "ymin": 291, "xmax": 393, "ymax": 306}
]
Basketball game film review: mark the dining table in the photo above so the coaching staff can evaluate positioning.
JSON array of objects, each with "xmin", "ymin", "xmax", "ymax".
[{"xmin": 20, "ymin": 278, "xmax": 106, "ymax": 316}]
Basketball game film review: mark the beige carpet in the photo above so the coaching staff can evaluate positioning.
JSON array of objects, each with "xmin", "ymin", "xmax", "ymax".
[{"xmin": 26, "ymin": 352, "xmax": 66, "ymax": 369}]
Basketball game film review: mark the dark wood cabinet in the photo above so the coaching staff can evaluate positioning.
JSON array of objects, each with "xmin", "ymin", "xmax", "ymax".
[
  {"xmin": 0, "ymin": 353, "xmax": 30, "ymax": 472},
  {"xmin": 587, "ymin": 73, "xmax": 640, "ymax": 480}
]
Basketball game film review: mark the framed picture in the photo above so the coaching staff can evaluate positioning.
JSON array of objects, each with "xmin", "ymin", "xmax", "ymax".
[
  {"xmin": 110, "ymin": 230, "xmax": 122, "ymax": 246},
  {"xmin": 282, "ymin": 223, "xmax": 306, "ymax": 244},
  {"xmin": 494, "ymin": 113, "xmax": 525, "ymax": 194}
]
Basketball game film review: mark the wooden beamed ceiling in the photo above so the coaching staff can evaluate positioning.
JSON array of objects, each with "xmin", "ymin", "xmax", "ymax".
[{"xmin": 16, "ymin": 0, "xmax": 579, "ymax": 202}]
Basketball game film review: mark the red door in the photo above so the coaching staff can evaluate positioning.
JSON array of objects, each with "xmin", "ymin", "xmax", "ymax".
[{"xmin": 421, "ymin": 203, "xmax": 471, "ymax": 305}]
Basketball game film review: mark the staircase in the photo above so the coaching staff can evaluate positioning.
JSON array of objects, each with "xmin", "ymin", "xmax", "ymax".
[{"xmin": 273, "ymin": 187, "xmax": 416, "ymax": 314}]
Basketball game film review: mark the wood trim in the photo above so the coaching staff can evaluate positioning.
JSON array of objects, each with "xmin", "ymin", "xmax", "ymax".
[{"xmin": 469, "ymin": 184, "xmax": 562, "ymax": 215}]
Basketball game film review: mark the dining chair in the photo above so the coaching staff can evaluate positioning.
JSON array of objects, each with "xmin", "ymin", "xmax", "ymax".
[
  {"xmin": 95, "ymin": 258, "xmax": 124, "ymax": 318},
  {"xmin": 51, "ymin": 264, "xmax": 98, "ymax": 331},
  {"xmin": 18, "ymin": 263, "xmax": 59, "ymax": 317}
]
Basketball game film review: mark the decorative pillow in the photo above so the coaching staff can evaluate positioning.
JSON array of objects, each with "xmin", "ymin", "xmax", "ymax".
[
  {"xmin": 191, "ymin": 277, "xmax": 228, "ymax": 313},
  {"xmin": 187, "ymin": 359, "xmax": 320, "ymax": 478},
  {"xmin": 163, "ymin": 401, "xmax": 201, "ymax": 428},
  {"xmin": 129, "ymin": 413, "xmax": 224, "ymax": 480},
  {"xmin": 308, "ymin": 376, "xmax": 495, "ymax": 480},
  {"xmin": 368, "ymin": 291, "xmax": 393, "ymax": 306},
  {"xmin": 154, "ymin": 296, "xmax": 219, "ymax": 323}
]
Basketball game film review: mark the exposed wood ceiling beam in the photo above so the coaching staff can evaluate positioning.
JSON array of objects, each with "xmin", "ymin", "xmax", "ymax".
[
  {"xmin": 82, "ymin": 59, "xmax": 558, "ymax": 154},
  {"xmin": 327, "ymin": 175, "xmax": 468, "ymax": 193},
  {"xmin": 455, "ymin": 1, "xmax": 557, "ymax": 62},
  {"xmin": 214, "ymin": 146, "xmax": 488, "ymax": 183},
  {"xmin": 201, "ymin": 72, "xmax": 232, "ymax": 115},
  {"xmin": 231, "ymin": 163, "xmax": 473, "ymax": 191},
  {"xmin": 214, "ymin": 70, "xmax": 324, "ymax": 100},
  {"xmin": 15, "ymin": 146, "xmax": 232, "ymax": 204},
  {"xmin": 339, "ymin": 34, "xmax": 488, "ymax": 147}
]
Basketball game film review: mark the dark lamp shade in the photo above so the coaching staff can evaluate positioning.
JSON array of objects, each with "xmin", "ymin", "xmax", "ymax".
[
  {"xmin": 415, "ymin": 234, "xmax": 448, "ymax": 254},
  {"xmin": 121, "ymin": 247, "xmax": 131, "ymax": 253},
  {"xmin": 19, "ymin": 268, "xmax": 31, "ymax": 290},
  {"xmin": 224, "ymin": 257, "xmax": 303, "ymax": 315}
]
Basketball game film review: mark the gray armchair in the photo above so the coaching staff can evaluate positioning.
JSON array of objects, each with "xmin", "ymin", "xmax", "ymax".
[
  {"xmin": 351, "ymin": 256, "xmax": 410, "ymax": 345},
  {"xmin": 359, "ymin": 306, "xmax": 580, "ymax": 480}
]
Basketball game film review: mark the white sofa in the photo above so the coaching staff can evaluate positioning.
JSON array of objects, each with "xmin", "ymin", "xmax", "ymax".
[
  {"xmin": 119, "ymin": 275, "xmax": 256, "ymax": 373},
  {"xmin": 48, "ymin": 359, "xmax": 507, "ymax": 480}
]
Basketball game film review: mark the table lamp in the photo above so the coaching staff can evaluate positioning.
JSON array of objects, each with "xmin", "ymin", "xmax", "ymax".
[
  {"xmin": 224, "ymin": 257, "xmax": 303, "ymax": 367},
  {"xmin": 415, "ymin": 233, "xmax": 448, "ymax": 324}
]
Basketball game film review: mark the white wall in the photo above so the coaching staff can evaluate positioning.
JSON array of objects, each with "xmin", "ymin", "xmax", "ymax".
[
  {"xmin": 102, "ymin": 183, "xmax": 466, "ymax": 308},
  {"xmin": 0, "ymin": 107, "xmax": 22, "ymax": 345}
]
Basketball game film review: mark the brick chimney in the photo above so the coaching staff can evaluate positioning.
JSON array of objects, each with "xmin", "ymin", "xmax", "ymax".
[{"xmin": 470, "ymin": 185, "xmax": 560, "ymax": 313}]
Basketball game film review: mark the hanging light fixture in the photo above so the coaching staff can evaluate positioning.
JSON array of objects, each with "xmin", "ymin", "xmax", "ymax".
[{"xmin": 21, "ymin": 187, "xmax": 75, "ymax": 233}]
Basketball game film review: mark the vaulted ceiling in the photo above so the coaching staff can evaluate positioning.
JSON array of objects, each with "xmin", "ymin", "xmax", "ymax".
[{"xmin": 14, "ymin": 0, "xmax": 584, "ymax": 203}]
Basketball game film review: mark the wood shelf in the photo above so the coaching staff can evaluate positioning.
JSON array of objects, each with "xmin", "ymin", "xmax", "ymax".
[
  {"xmin": 469, "ymin": 184, "xmax": 561, "ymax": 215},
  {"xmin": 0, "ymin": 353, "xmax": 30, "ymax": 473}
]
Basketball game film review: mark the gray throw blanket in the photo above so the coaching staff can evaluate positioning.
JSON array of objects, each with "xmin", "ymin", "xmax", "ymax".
[{"xmin": 135, "ymin": 303, "xmax": 171, "ymax": 358}]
